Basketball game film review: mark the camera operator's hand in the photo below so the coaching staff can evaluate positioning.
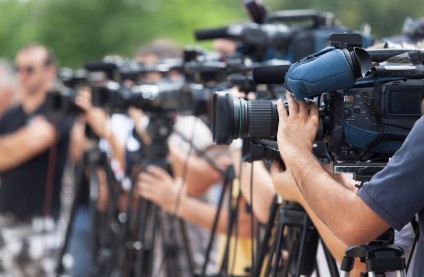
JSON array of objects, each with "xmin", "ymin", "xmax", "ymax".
[
  {"xmin": 75, "ymin": 88, "xmax": 112, "ymax": 139},
  {"xmin": 128, "ymin": 107, "xmax": 151, "ymax": 145},
  {"xmin": 277, "ymin": 92, "xmax": 319, "ymax": 163},
  {"xmin": 137, "ymin": 166, "xmax": 185, "ymax": 215}
]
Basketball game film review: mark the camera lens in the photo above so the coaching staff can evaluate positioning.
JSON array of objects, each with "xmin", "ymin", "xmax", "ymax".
[{"xmin": 213, "ymin": 91, "xmax": 278, "ymax": 145}]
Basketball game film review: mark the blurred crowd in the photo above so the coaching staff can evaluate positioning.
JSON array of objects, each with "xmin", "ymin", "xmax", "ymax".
[{"xmin": 0, "ymin": 12, "xmax": 424, "ymax": 277}]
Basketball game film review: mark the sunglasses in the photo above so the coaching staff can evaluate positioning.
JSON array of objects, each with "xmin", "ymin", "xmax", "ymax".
[{"xmin": 14, "ymin": 65, "xmax": 36, "ymax": 74}]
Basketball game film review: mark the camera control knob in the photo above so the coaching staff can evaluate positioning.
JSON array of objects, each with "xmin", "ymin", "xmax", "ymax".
[{"xmin": 344, "ymin": 108, "xmax": 351, "ymax": 118}]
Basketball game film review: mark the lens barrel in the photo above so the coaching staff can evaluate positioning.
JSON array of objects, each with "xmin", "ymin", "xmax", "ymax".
[{"xmin": 213, "ymin": 92, "xmax": 278, "ymax": 144}]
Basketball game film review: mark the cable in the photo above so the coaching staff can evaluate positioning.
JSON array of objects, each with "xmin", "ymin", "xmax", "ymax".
[
  {"xmin": 249, "ymin": 162, "xmax": 255, "ymax": 277},
  {"xmin": 229, "ymin": 159, "xmax": 243, "ymax": 275},
  {"xmin": 40, "ymin": 132, "xmax": 58, "ymax": 276}
]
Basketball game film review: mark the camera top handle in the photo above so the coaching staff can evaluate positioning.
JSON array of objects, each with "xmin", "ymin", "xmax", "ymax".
[{"xmin": 265, "ymin": 9, "xmax": 336, "ymax": 28}]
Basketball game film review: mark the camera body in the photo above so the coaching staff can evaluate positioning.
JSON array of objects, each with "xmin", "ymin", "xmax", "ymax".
[
  {"xmin": 213, "ymin": 34, "xmax": 424, "ymax": 163},
  {"xmin": 327, "ymin": 78, "xmax": 424, "ymax": 162}
]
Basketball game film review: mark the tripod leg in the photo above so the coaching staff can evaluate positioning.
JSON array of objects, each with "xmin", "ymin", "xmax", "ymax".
[
  {"xmin": 178, "ymin": 219, "xmax": 196, "ymax": 276},
  {"xmin": 295, "ymin": 216, "xmax": 319, "ymax": 277},
  {"xmin": 253, "ymin": 196, "xmax": 281, "ymax": 277},
  {"xmin": 282, "ymin": 232, "xmax": 300, "ymax": 277},
  {"xmin": 220, "ymin": 186, "xmax": 241, "ymax": 275},
  {"xmin": 200, "ymin": 166, "xmax": 234, "ymax": 276},
  {"xmin": 322, "ymin": 241, "xmax": 340, "ymax": 277}
]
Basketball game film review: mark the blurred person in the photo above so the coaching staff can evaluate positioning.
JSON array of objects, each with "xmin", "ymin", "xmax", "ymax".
[
  {"xmin": 385, "ymin": 17, "xmax": 424, "ymax": 45},
  {"xmin": 213, "ymin": 38, "xmax": 238, "ymax": 57},
  {"xmin": 134, "ymin": 38, "xmax": 182, "ymax": 83},
  {"xmin": 131, "ymin": 38, "xmax": 241, "ymax": 275},
  {"xmin": 67, "ymin": 78, "xmax": 132, "ymax": 276},
  {"xmin": 0, "ymin": 59, "xmax": 18, "ymax": 117},
  {"xmin": 0, "ymin": 44, "xmax": 79, "ymax": 276},
  {"xmin": 137, "ymin": 113, "xmax": 267, "ymax": 276},
  {"xmin": 65, "ymin": 99, "xmax": 128, "ymax": 277}
]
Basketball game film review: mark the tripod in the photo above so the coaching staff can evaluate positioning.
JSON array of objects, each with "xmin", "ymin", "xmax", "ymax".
[
  {"xmin": 111, "ymin": 113, "xmax": 196, "ymax": 277},
  {"xmin": 56, "ymin": 132, "xmax": 120, "ymax": 276},
  {"xmin": 257, "ymin": 200, "xmax": 339, "ymax": 277},
  {"xmin": 332, "ymin": 162, "xmax": 407, "ymax": 277}
]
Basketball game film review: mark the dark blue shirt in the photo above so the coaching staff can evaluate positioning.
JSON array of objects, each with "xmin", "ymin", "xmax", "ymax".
[
  {"xmin": 0, "ymin": 104, "xmax": 72, "ymax": 220},
  {"xmin": 358, "ymin": 116, "xmax": 424, "ymax": 276}
]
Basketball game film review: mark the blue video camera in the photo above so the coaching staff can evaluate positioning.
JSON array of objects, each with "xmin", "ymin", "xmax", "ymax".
[{"xmin": 213, "ymin": 34, "xmax": 424, "ymax": 163}]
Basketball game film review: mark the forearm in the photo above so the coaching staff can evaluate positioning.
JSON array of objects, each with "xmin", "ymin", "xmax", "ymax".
[
  {"xmin": 105, "ymin": 133, "xmax": 126, "ymax": 170},
  {"xmin": 297, "ymin": 197, "xmax": 365, "ymax": 274},
  {"xmin": 178, "ymin": 196, "xmax": 227, "ymax": 233},
  {"xmin": 177, "ymin": 196, "xmax": 252, "ymax": 238},
  {"xmin": 286, "ymin": 149, "xmax": 366, "ymax": 243},
  {"xmin": 0, "ymin": 128, "xmax": 54, "ymax": 170},
  {"xmin": 170, "ymin": 148, "xmax": 221, "ymax": 196}
]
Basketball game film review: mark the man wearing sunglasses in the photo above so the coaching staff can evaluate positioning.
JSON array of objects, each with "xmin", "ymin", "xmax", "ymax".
[{"xmin": 0, "ymin": 45, "xmax": 76, "ymax": 275}]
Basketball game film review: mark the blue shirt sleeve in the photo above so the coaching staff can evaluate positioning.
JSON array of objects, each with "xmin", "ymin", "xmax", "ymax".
[{"xmin": 357, "ymin": 117, "xmax": 424, "ymax": 231}]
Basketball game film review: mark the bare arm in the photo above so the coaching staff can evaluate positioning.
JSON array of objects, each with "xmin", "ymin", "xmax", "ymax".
[
  {"xmin": 0, "ymin": 117, "xmax": 56, "ymax": 171},
  {"xmin": 168, "ymin": 143, "xmax": 225, "ymax": 196},
  {"xmin": 138, "ymin": 165, "xmax": 252, "ymax": 238},
  {"xmin": 276, "ymin": 93, "xmax": 389, "ymax": 246},
  {"xmin": 68, "ymin": 119, "xmax": 88, "ymax": 163},
  {"xmin": 178, "ymin": 194, "xmax": 253, "ymax": 238},
  {"xmin": 75, "ymin": 89, "xmax": 126, "ymax": 169},
  {"xmin": 271, "ymin": 164, "xmax": 365, "ymax": 274}
]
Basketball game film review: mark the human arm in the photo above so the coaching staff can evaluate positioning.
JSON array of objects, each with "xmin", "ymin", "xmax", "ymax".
[
  {"xmin": 231, "ymin": 146, "xmax": 275, "ymax": 224},
  {"xmin": 137, "ymin": 165, "xmax": 252, "ymax": 238},
  {"xmin": 275, "ymin": 92, "xmax": 389, "ymax": 245},
  {"xmin": 270, "ymin": 163, "xmax": 365, "ymax": 274},
  {"xmin": 0, "ymin": 116, "xmax": 56, "ymax": 171},
  {"xmin": 168, "ymin": 142, "xmax": 227, "ymax": 196},
  {"xmin": 75, "ymin": 89, "xmax": 126, "ymax": 169}
]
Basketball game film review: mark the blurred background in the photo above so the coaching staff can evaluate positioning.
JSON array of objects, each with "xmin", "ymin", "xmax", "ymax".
[{"xmin": 1, "ymin": 0, "xmax": 424, "ymax": 67}]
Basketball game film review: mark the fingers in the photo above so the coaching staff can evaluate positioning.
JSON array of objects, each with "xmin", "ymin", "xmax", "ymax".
[
  {"xmin": 285, "ymin": 92, "xmax": 299, "ymax": 115},
  {"xmin": 277, "ymin": 98, "xmax": 287, "ymax": 121},
  {"xmin": 145, "ymin": 165, "xmax": 173, "ymax": 183},
  {"xmin": 137, "ymin": 173, "xmax": 160, "ymax": 201},
  {"xmin": 308, "ymin": 102, "xmax": 319, "ymax": 119},
  {"xmin": 75, "ymin": 88, "xmax": 92, "ymax": 112},
  {"xmin": 139, "ymin": 172, "xmax": 159, "ymax": 185},
  {"xmin": 298, "ymin": 99, "xmax": 308, "ymax": 115}
]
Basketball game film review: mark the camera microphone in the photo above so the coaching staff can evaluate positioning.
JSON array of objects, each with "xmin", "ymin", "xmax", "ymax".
[
  {"xmin": 252, "ymin": 65, "xmax": 290, "ymax": 84},
  {"xmin": 243, "ymin": 0, "xmax": 268, "ymax": 24},
  {"xmin": 84, "ymin": 61, "xmax": 118, "ymax": 72},
  {"xmin": 194, "ymin": 27, "xmax": 230, "ymax": 41}
]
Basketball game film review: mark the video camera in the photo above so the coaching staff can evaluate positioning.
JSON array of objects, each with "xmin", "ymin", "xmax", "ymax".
[
  {"xmin": 195, "ymin": 9, "xmax": 373, "ymax": 62},
  {"xmin": 90, "ymin": 81, "xmax": 206, "ymax": 115},
  {"xmin": 213, "ymin": 34, "xmax": 424, "ymax": 164}
]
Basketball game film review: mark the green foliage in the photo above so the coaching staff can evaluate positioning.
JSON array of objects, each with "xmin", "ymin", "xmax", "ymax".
[{"xmin": 1, "ymin": 0, "xmax": 424, "ymax": 67}]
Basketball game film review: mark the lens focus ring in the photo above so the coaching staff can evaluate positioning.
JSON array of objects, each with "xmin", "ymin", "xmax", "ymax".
[{"xmin": 248, "ymin": 100, "xmax": 276, "ymax": 139}]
